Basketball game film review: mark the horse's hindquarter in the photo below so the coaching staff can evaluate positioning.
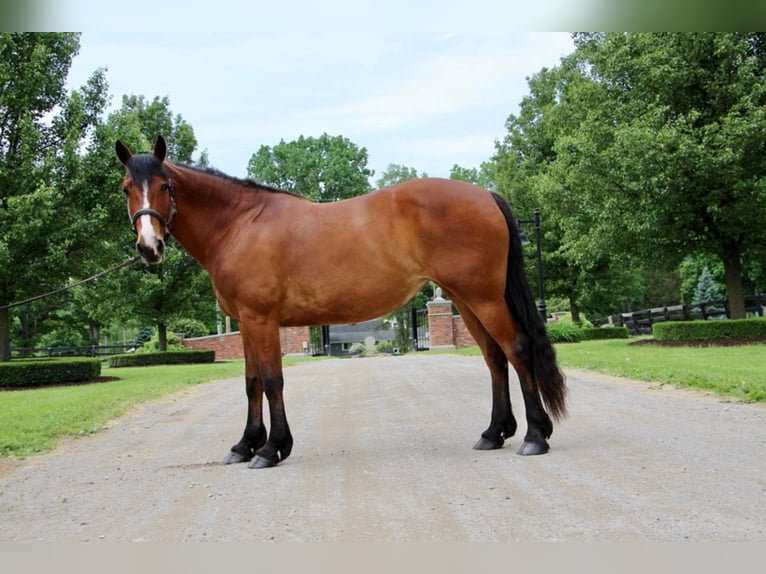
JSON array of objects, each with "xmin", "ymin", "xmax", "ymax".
[{"xmin": 214, "ymin": 179, "xmax": 509, "ymax": 326}]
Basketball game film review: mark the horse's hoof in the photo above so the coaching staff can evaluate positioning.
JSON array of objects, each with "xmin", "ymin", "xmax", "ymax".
[
  {"xmin": 473, "ymin": 436, "xmax": 504, "ymax": 450},
  {"xmin": 248, "ymin": 454, "xmax": 278, "ymax": 469},
  {"xmin": 222, "ymin": 451, "xmax": 251, "ymax": 465},
  {"xmin": 517, "ymin": 440, "xmax": 550, "ymax": 456}
]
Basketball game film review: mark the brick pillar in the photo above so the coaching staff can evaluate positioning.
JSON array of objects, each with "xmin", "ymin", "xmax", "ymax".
[{"xmin": 427, "ymin": 293, "xmax": 455, "ymax": 350}]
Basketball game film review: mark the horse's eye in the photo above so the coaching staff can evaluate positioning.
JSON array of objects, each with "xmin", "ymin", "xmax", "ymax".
[
  {"xmin": 160, "ymin": 183, "xmax": 170, "ymax": 192},
  {"xmin": 122, "ymin": 187, "xmax": 129, "ymax": 196}
]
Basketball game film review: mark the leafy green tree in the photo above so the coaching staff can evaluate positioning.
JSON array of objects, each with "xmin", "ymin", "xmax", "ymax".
[
  {"xmin": 568, "ymin": 33, "xmax": 766, "ymax": 318},
  {"xmin": 75, "ymin": 94, "xmax": 217, "ymax": 351},
  {"xmin": 495, "ymin": 33, "xmax": 766, "ymax": 320},
  {"xmin": 247, "ymin": 133, "xmax": 373, "ymax": 201},
  {"xmin": 0, "ymin": 33, "xmax": 109, "ymax": 361},
  {"xmin": 449, "ymin": 163, "xmax": 496, "ymax": 190},
  {"xmin": 493, "ymin": 59, "xmax": 645, "ymax": 324}
]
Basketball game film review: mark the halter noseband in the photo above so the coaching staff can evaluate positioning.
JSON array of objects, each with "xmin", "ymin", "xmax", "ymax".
[{"xmin": 130, "ymin": 179, "xmax": 177, "ymax": 236}]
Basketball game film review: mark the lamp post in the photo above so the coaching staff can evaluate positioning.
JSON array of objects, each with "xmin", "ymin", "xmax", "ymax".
[{"xmin": 517, "ymin": 209, "xmax": 547, "ymax": 323}]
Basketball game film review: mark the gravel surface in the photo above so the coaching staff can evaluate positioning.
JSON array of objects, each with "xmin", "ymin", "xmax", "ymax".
[{"xmin": 1, "ymin": 354, "xmax": 764, "ymax": 542}]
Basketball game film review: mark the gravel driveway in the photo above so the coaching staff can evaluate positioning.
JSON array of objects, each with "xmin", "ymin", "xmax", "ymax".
[{"xmin": 1, "ymin": 354, "xmax": 764, "ymax": 541}]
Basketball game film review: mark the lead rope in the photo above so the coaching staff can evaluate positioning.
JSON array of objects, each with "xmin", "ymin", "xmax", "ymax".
[{"xmin": 0, "ymin": 256, "xmax": 140, "ymax": 310}]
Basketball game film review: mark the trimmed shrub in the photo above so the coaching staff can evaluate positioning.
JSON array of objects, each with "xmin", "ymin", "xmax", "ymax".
[
  {"xmin": 653, "ymin": 318, "xmax": 766, "ymax": 341},
  {"xmin": 347, "ymin": 342, "xmax": 367, "ymax": 356},
  {"xmin": 107, "ymin": 349, "xmax": 216, "ymax": 368},
  {"xmin": 581, "ymin": 326, "xmax": 630, "ymax": 340},
  {"xmin": 375, "ymin": 341, "xmax": 394, "ymax": 353},
  {"xmin": 0, "ymin": 358, "xmax": 101, "ymax": 389},
  {"xmin": 546, "ymin": 321, "xmax": 584, "ymax": 343}
]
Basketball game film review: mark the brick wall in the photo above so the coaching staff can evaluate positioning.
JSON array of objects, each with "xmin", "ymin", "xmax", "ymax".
[
  {"xmin": 181, "ymin": 326, "xmax": 311, "ymax": 359},
  {"xmin": 452, "ymin": 315, "xmax": 476, "ymax": 349},
  {"xmin": 427, "ymin": 298, "xmax": 455, "ymax": 349},
  {"xmin": 279, "ymin": 326, "xmax": 311, "ymax": 355},
  {"xmin": 427, "ymin": 296, "xmax": 477, "ymax": 349}
]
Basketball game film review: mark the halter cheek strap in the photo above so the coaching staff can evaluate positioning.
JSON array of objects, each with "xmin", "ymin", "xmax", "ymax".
[{"xmin": 130, "ymin": 180, "xmax": 177, "ymax": 236}]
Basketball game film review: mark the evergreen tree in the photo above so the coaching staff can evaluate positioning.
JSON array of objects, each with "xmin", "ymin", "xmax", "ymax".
[{"xmin": 692, "ymin": 266, "xmax": 724, "ymax": 304}]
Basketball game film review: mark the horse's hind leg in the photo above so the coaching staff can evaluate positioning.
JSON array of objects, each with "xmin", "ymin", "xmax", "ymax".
[
  {"xmin": 462, "ymin": 300, "xmax": 553, "ymax": 455},
  {"xmin": 450, "ymin": 299, "xmax": 517, "ymax": 450}
]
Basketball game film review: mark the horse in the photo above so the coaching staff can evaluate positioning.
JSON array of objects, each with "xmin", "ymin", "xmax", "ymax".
[{"xmin": 115, "ymin": 135, "xmax": 567, "ymax": 469}]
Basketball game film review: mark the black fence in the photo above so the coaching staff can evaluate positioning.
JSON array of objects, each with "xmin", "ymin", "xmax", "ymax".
[
  {"xmin": 411, "ymin": 307, "xmax": 429, "ymax": 351},
  {"xmin": 11, "ymin": 344, "xmax": 141, "ymax": 359},
  {"xmin": 592, "ymin": 294, "xmax": 766, "ymax": 336}
]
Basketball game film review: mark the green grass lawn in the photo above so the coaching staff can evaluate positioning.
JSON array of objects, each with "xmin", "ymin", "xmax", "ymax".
[
  {"xmin": 0, "ymin": 359, "xmax": 246, "ymax": 458},
  {"xmin": 451, "ymin": 339, "xmax": 766, "ymax": 403},
  {"xmin": 554, "ymin": 339, "xmax": 766, "ymax": 402}
]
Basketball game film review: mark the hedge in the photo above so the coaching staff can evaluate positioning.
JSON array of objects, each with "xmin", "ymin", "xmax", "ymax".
[
  {"xmin": 546, "ymin": 321, "xmax": 584, "ymax": 343},
  {"xmin": 581, "ymin": 326, "xmax": 630, "ymax": 340},
  {"xmin": 107, "ymin": 349, "xmax": 216, "ymax": 367},
  {"xmin": 0, "ymin": 358, "xmax": 101, "ymax": 389},
  {"xmin": 652, "ymin": 318, "xmax": 766, "ymax": 341}
]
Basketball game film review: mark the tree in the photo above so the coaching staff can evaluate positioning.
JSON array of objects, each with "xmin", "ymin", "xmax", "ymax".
[
  {"xmin": 692, "ymin": 266, "xmax": 724, "ymax": 305},
  {"xmin": 247, "ymin": 133, "xmax": 373, "ymax": 201},
  {"xmin": 569, "ymin": 33, "xmax": 766, "ymax": 318},
  {"xmin": 449, "ymin": 162, "xmax": 496, "ymax": 190},
  {"xmin": 493, "ymin": 60, "xmax": 645, "ymax": 324},
  {"xmin": 494, "ymin": 33, "xmax": 766, "ymax": 320},
  {"xmin": 75, "ymin": 95, "xmax": 217, "ymax": 351},
  {"xmin": 0, "ymin": 33, "xmax": 109, "ymax": 361}
]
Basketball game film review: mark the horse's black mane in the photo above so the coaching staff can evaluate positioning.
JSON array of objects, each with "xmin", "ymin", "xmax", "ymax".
[{"xmin": 176, "ymin": 162, "xmax": 306, "ymax": 200}]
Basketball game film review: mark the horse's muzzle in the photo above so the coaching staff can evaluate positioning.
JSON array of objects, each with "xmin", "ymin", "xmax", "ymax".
[{"xmin": 136, "ymin": 237, "xmax": 165, "ymax": 264}]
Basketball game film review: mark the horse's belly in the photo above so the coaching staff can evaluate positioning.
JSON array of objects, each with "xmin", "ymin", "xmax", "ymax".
[{"xmin": 279, "ymin": 272, "xmax": 427, "ymax": 326}]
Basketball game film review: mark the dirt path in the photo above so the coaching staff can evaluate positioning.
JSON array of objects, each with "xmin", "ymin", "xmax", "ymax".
[{"xmin": 1, "ymin": 354, "xmax": 764, "ymax": 541}]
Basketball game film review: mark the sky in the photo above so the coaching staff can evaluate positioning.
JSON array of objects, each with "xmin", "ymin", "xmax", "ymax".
[{"xmin": 62, "ymin": 16, "xmax": 575, "ymax": 181}]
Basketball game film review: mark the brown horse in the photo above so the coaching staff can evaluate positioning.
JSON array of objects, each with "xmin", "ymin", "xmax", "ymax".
[{"xmin": 116, "ymin": 136, "xmax": 566, "ymax": 469}]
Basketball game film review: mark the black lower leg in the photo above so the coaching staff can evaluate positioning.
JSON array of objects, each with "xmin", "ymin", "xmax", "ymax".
[
  {"xmin": 223, "ymin": 376, "xmax": 267, "ymax": 464},
  {"xmin": 517, "ymin": 375, "xmax": 553, "ymax": 456},
  {"xmin": 474, "ymin": 359, "xmax": 517, "ymax": 450},
  {"xmin": 249, "ymin": 373, "xmax": 294, "ymax": 469}
]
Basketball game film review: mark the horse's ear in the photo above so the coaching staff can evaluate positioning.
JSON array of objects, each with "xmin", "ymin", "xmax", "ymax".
[
  {"xmin": 153, "ymin": 135, "xmax": 167, "ymax": 162},
  {"xmin": 115, "ymin": 140, "xmax": 132, "ymax": 165}
]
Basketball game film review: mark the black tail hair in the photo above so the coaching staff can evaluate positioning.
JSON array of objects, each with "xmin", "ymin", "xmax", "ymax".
[{"xmin": 491, "ymin": 193, "xmax": 567, "ymax": 421}]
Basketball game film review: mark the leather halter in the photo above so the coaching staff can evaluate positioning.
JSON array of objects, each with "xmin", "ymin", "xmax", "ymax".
[{"xmin": 130, "ymin": 179, "xmax": 177, "ymax": 236}]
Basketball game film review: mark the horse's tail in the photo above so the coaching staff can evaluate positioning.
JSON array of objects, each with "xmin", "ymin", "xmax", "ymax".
[{"xmin": 491, "ymin": 193, "xmax": 568, "ymax": 422}]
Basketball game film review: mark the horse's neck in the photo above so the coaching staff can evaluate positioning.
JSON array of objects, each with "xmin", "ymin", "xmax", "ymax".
[{"xmin": 166, "ymin": 164, "xmax": 247, "ymax": 268}]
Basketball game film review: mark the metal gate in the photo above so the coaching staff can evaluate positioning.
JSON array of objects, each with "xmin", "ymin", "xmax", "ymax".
[{"xmin": 411, "ymin": 307, "xmax": 429, "ymax": 351}]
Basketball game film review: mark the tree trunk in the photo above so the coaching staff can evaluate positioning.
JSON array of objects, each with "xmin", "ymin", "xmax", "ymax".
[
  {"xmin": 569, "ymin": 294, "xmax": 582, "ymax": 325},
  {"xmin": 89, "ymin": 322, "xmax": 100, "ymax": 345},
  {"xmin": 722, "ymin": 251, "xmax": 746, "ymax": 319},
  {"xmin": 0, "ymin": 307, "xmax": 10, "ymax": 362},
  {"xmin": 158, "ymin": 322, "xmax": 168, "ymax": 352}
]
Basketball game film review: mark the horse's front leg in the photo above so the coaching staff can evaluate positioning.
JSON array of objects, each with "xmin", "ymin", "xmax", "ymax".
[
  {"xmin": 242, "ymin": 318, "xmax": 293, "ymax": 469},
  {"xmin": 249, "ymin": 367, "xmax": 293, "ymax": 468},
  {"xmin": 222, "ymin": 375, "xmax": 267, "ymax": 464},
  {"xmin": 222, "ymin": 332, "xmax": 267, "ymax": 464}
]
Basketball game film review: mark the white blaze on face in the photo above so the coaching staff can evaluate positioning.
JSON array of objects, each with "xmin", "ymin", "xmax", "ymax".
[{"xmin": 139, "ymin": 180, "xmax": 158, "ymax": 247}]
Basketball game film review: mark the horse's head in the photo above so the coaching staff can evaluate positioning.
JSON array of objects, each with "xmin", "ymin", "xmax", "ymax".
[{"xmin": 115, "ymin": 135, "xmax": 176, "ymax": 264}]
